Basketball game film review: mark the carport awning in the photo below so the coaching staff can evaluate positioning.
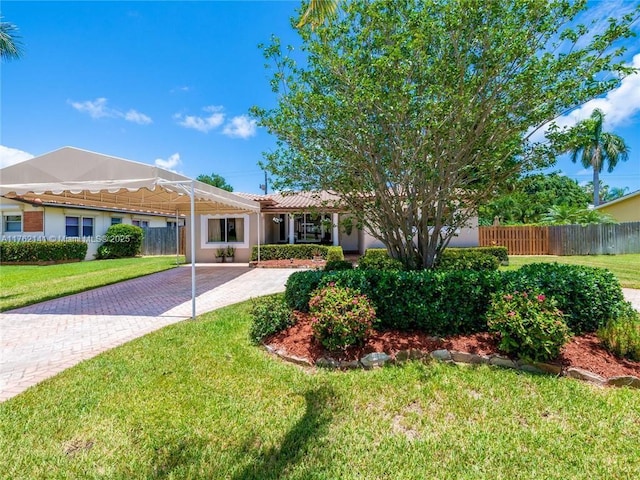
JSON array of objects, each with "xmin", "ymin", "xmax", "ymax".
[
  {"xmin": 0, "ymin": 146, "xmax": 260, "ymax": 215},
  {"xmin": 0, "ymin": 146, "xmax": 261, "ymax": 320}
]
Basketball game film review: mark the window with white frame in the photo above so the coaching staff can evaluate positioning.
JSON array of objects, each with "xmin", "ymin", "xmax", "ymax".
[
  {"xmin": 65, "ymin": 216, "xmax": 94, "ymax": 237},
  {"xmin": 207, "ymin": 217, "xmax": 245, "ymax": 243},
  {"xmin": 3, "ymin": 214, "xmax": 22, "ymax": 233},
  {"xmin": 111, "ymin": 217, "xmax": 123, "ymax": 225},
  {"xmin": 132, "ymin": 219, "xmax": 149, "ymax": 228}
]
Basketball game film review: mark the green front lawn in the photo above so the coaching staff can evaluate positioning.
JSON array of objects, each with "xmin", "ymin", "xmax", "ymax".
[
  {"xmin": 0, "ymin": 256, "xmax": 184, "ymax": 311},
  {"xmin": 1, "ymin": 301, "xmax": 638, "ymax": 479},
  {"xmin": 503, "ymin": 254, "xmax": 640, "ymax": 289}
]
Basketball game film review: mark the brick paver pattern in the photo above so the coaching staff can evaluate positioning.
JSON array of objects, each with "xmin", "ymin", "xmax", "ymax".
[{"xmin": 0, "ymin": 266, "xmax": 294, "ymax": 402}]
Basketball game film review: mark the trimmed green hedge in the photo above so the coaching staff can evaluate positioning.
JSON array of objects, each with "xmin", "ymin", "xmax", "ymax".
[
  {"xmin": 286, "ymin": 269, "xmax": 502, "ymax": 334},
  {"xmin": 358, "ymin": 246, "xmax": 508, "ymax": 271},
  {"xmin": 357, "ymin": 249, "xmax": 404, "ymax": 271},
  {"xmin": 0, "ymin": 241, "xmax": 88, "ymax": 262},
  {"xmin": 285, "ymin": 262, "xmax": 626, "ymax": 336},
  {"xmin": 251, "ymin": 244, "xmax": 328, "ymax": 261},
  {"xmin": 436, "ymin": 249, "xmax": 500, "ymax": 271}
]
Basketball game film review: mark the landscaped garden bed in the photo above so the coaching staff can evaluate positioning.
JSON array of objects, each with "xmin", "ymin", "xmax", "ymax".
[
  {"xmin": 264, "ymin": 313, "xmax": 640, "ymax": 386},
  {"xmin": 252, "ymin": 257, "xmax": 640, "ymax": 389}
]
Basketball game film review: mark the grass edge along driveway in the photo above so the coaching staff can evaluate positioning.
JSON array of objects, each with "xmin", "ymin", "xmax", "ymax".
[
  {"xmin": 0, "ymin": 300, "xmax": 638, "ymax": 479},
  {"xmin": 0, "ymin": 256, "xmax": 184, "ymax": 312}
]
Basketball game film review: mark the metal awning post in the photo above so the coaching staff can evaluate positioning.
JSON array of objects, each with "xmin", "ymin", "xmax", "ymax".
[
  {"xmin": 190, "ymin": 180, "xmax": 196, "ymax": 319},
  {"xmin": 175, "ymin": 209, "xmax": 180, "ymax": 265}
]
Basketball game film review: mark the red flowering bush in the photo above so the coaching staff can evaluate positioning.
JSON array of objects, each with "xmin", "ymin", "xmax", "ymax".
[
  {"xmin": 309, "ymin": 284, "xmax": 376, "ymax": 351},
  {"xmin": 487, "ymin": 291, "xmax": 571, "ymax": 362}
]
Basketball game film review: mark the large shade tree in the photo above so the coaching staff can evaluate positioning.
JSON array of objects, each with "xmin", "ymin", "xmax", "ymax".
[
  {"xmin": 567, "ymin": 108, "xmax": 630, "ymax": 206},
  {"xmin": 254, "ymin": 0, "xmax": 638, "ymax": 269}
]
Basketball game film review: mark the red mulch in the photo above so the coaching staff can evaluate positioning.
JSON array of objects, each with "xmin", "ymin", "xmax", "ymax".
[
  {"xmin": 251, "ymin": 259, "xmax": 326, "ymax": 269},
  {"xmin": 265, "ymin": 313, "xmax": 640, "ymax": 378}
]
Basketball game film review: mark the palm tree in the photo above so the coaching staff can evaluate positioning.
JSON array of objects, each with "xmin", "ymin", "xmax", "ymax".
[
  {"xmin": 0, "ymin": 18, "xmax": 23, "ymax": 61},
  {"xmin": 297, "ymin": 0, "xmax": 339, "ymax": 29},
  {"xmin": 567, "ymin": 109, "xmax": 629, "ymax": 206}
]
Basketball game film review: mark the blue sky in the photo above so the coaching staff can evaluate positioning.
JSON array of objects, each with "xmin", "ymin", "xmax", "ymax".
[{"xmin": 1, "ymin": 0, "xmax": 640, "ymax": 196}]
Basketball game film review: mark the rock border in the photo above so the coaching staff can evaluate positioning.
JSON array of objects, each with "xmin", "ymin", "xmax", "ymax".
[{"xmin": 263, "ymin": 344, "xmax": 640, "ymax": 389}]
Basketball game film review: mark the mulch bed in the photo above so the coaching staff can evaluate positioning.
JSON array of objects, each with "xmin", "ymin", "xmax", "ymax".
[{"xmin": 266, "ymin": 313, "xmax": 640, "ymax": 378}]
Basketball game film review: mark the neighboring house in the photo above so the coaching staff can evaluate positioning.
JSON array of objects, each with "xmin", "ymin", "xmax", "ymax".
[
  {"xmin": 0, "ymin": 195, "xmax": 176, "ymax": 259},
  {"xmin": 595, "ymin": 190, "xmax": 640, "ymax": 222},
  {"xmin": 1, "ymin": 147, "xmax": 479, "ymax": 262}
]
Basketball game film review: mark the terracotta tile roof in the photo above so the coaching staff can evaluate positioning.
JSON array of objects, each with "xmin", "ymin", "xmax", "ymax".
[{"xmin": 235, "ymin": 191, "xmax": 343, "ymax": 211}]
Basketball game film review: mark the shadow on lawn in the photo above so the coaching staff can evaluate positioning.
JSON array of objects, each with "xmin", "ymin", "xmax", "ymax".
[{"xmin": 232, "ymin": 385, "xmax": 336, "ymax": 480}]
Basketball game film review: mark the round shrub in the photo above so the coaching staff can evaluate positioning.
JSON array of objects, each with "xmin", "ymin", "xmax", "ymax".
[
  {"xmin": 309, "ymin": 284, "xmax": 376, "ymax": 351},
  {"xmin": 96, "ymin": 224, "xmax": 143, "ymax": 259},
  {"xmin": 249, "ymin": 294, "xmax": 295, "ymax": 344},
  {"xmin": 487, "ymin": 291, "xmax": 571, "ymax": 362},
  {"xmin": 326, "ymin": 246, "xmax": 345, "ymax": 263}
]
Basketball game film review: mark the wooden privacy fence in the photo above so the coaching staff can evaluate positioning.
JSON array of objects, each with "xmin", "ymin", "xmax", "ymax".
[
  {"xmin": 479, "ymin": 226, "xmax": 549, "ymax": 255},
  {"xmin": 140, "ymin": 227, "xmax": 185, "ymax": 256},
  {"xmin": 548, "ymin": 222, "xmax": 640, "ymax": 255},
  {"xmin": 479, "ymin": 222, "xmax": 640, "ymax": 255}
]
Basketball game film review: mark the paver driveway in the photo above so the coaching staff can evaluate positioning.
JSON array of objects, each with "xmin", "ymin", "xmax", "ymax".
[{"xmin": 0, "ymin": 266, "xmax": 295, "ymax": 402}]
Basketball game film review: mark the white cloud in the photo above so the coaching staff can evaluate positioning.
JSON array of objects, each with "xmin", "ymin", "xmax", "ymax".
[
  {"xmin": 124, "ymin": 109, "xmax": 152, "ymax": 125},
  {"xmin": 222, "ymin": 115, "xmax": 257, "ymax": 139},
  {"xmin": 154, "ymin": 153, "xmax": 181, "ymax": 172},
  {"xmin": 69, "ymin": 97, "xmax": 152, "ymax": 125},
  {"xmin": 554, "ymin": 53, "xmax": 640, "ymax": 130},
  {"xmin": 70, "ymin": 97, "xmax": 113, "ymax": 119},
  {"xmin": 170, "ymin": 86, "xmax": 190, "ymax": 93},
  {"xmin": 175, "ymin": 105, "xmax": 225, "ymax": 133},
  {"xmin": 0, "ymin": 145, "xmax": 34, "ymax": 168}
]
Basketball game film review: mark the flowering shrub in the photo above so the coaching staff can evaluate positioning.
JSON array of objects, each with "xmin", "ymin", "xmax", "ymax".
[
  {"xmin": 309, "ymin": 284, "xmax": 376, "ymax": 351},
  {"xmin": 487, "ymin": 291, "xmax": 571, "ymax": 362}
]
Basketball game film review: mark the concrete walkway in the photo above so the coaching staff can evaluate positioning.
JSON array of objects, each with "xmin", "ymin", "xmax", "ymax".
[
  {"xmin": 623, "ymin": 288, "xmax": 640, "ymax": 312},
  {"xmin": 0, "ymin": 266, "xmax": 295, "ymax": 402}
]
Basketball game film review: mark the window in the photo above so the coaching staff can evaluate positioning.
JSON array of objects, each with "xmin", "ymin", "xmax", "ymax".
[
  {"xmin": 65, "ymin": 216, "xmax": 94, "ymax": 237},
  {"xmin": 132, "ymin": 219, "xmax": 149, "ymax": 228},
  {"xmin": 111, "ymin": 217, "xmax": 123, "ymax": 225},
  {"xmin": 65, "ymin": 216, "xmax": 79, "ymax": 237},
  {"xmin": 207, "ymin": 217, "xmax": 244, "ymax": 243},
  {"xmin": 82, "ymin": 217, "xmax": 94, "ymax": 237},
  {"xmin": 294, "ymin": 213, "xmax": 332, "ymax": 243},
  {"xmin": 3, "ymin": 215, "xmax": 22, "ymax": 232}
]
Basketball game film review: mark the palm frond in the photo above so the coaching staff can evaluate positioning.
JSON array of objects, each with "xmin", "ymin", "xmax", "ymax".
[{"xmin": 297, "ymin": 0, "xmax": 339, "ymax": 30}]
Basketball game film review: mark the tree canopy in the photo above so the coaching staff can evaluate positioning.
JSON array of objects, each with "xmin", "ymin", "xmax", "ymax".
[
  {"xmin": 253, "ymin": 0, "xmax": 638, "ymax": 269},
  {"xmin": 196, "ymin": 173, "xmax": 234, "ymax": 192},
  {"xmin": 479, "ymin": 173, "xmax": 590, "ymax": 225}
]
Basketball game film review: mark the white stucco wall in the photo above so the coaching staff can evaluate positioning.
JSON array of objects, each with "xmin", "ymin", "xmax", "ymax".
[
  {"xmin": 188, "ymin": 212, "xmax": 258, "ymax": 263},
  {"xmin": 360, "ymin": 216, "xmax": 480, "ymax": 253}
]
